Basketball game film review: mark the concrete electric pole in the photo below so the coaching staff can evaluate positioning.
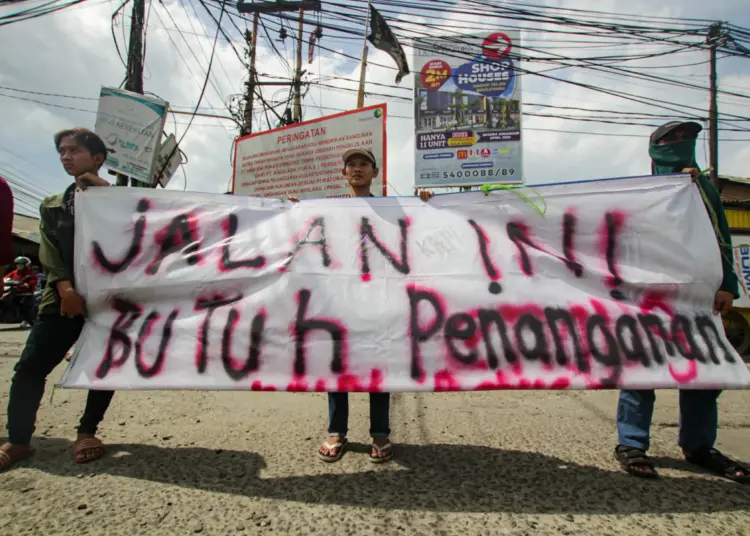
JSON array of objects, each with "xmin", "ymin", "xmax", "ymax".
[
  {"xmin": 707, "ymin": 22, "xmax": 722, "ymax": 188},
  {"xmin": 116, "ymin": 0, "xmax": 147, "ymax": 187},
  {"xmin": 237, "ymin": 0, "xmax": 321, "ymax": 126}
]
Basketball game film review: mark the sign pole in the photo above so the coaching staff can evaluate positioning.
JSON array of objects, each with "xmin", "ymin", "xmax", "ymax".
[
  {"xmin": 356, "ymin": 0, "xmax": 372, "ymax": 109},
  {"xmin": 116, "ymin": 0, "xmax": 149, "ymax": 188},
  {"xmin": 293, "ymin": 8, "xmax": 305, "ymax": 123}
]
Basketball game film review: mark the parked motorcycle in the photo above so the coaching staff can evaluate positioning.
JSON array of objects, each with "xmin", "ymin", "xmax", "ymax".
[{"xmin": 1, "ymin": 277, "xmax": 39, "ymax": 326}]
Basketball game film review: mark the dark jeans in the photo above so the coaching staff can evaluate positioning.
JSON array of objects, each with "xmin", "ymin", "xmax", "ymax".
[
  {"xmin": 617, "ymin": 389, "xmax": 721, "ymax": 453},
  {"xmin": 328, "ymin": 392, "xmax": 390, "ymax": 438},
  {"xmin": 6, "ymin": 313, "xmax": 114, "ymax": 445}
]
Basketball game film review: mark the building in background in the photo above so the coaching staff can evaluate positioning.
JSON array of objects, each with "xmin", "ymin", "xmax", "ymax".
[{"xmin": 720, "ymin": 175, "xmax": 750, "ymax": 361}]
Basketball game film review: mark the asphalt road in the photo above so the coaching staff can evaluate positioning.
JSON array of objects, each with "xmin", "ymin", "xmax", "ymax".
[{"xmin": 1, "ymin": 325, "xmax": 749, "ymax": 535}]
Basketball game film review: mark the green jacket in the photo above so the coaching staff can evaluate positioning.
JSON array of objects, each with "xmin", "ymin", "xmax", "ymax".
[
  {"xmin": 697, "ymin": 174, "xmax": 739, "ymax": 299},
  {"xmin": 38, "ymin": 189, "xmax": 76, "ymax": 315}
]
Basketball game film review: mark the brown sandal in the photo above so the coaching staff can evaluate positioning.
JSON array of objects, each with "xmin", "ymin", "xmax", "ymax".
[
  {"xmin": 615, "ymin": 445, "xmax": 658, "ymax": 478},
  {"xmin": 0, "ymin": 444, "xmax": 36, "ymax": 472},
  {"xmin": 73, "ymin": 437, "xmax": 105, "ymax": 464}
]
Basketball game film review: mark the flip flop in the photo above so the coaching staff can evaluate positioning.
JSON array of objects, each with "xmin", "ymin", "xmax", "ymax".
[
  {"xmin": 369, "ymin": 442, "xmax": 393, "ymax": 464},
  {"xmin": 0, "ymin": 445, "xmax": 36, "ymax": 472},
  {"xmin": 74, "ymin": 437, "xmax": 105, "ymax": 464},
  {"xmin": 318, "ymin": 438, "xmax": 348, "ymax": 463}
]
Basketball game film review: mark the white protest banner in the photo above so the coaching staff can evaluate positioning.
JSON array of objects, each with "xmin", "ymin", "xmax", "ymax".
[
  {"xmin": 413, "ymin": 32, "xmax": 522, "ymax": 188},
  {"xmin": 150, "ymin": 134, "xmax": 181, "ymax": 188},
  {"xmin": 233, "ymin": 105, "xmax": 387, "ymax": 199},
  {"xmin": 61, "ymin": 174, "xmax": 750, "ymax": 392},
  {"xmin": 94, "ymin": 87, "xmax": 168, "ymax": 183}
]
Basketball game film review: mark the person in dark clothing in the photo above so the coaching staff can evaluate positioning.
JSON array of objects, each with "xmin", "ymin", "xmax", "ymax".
[
  {"xmin": 1, "ymin": 128, "xmax": 115, "ymax": 472},
  {"xmin": 0, "ymin": 176, "xmax": 13, "ymax": 266},
  {"xmin": 615, "ymin": 120, "xmax": 749, "ymax": 482}
]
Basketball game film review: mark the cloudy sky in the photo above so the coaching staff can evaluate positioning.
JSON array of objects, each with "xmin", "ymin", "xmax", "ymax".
[{"xmin": 0, "ymin": 0, "xmax": 749, "ymax": 216}]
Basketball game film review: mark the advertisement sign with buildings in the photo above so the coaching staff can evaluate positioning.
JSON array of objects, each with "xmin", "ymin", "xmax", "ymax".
[
  {"xmin": 233, "ymin": 105, "xmax": 387, "ymax": 199},
  {"xmin": 94, "ymin": 87, "xmax": 168, "ymax": 183},
  {"xmin": 413, "ymin": 32, "xmax": 522, "ymax": 188}
]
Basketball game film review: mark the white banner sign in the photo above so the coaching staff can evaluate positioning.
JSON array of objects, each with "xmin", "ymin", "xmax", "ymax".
[
  {"xmin": 413, "ymin": 32, "xmax": 522, "ymax": 188},
  {"xmin": 62, "ymin": 174, "xmax": 750, "ymax": 391},
  {"xmin": 233, "ymin": 105, "xmax": 387, "ymax": 199},
  {"xmin": 94, "ymin": 87, "xmax": 168, "ymax": 183},
  {"xmin": 731, "ymin": 234, "xmax": 750, "ymax": 308},
  {"xmin": 150, "ymin": 134, "xmax": 181, "ymax": 188}
]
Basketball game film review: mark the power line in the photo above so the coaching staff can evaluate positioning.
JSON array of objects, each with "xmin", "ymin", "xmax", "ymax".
[
  {"xmin": 164, "ymin": 0, "xmax": 228, "ymax": 187},
  {"xmin": 0, "ymin": 0, "xmax": 89, "ymax": 27},
  {"xmin": 156, "ymin": 1, "xmax": 229, "ymax": 107},
  {"xmin": 0, "ymin": 91, "xmax": 236, "ymax": 128},
  {"xmin": 232, "ymin": 3, "xmax": 750, "ymax": 128},
  {"xmin": 4, "ymin": 83, "xmax": 750, "ymax": 136}
]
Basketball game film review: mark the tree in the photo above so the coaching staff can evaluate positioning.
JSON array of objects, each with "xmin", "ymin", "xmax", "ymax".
[{"xmin": 451, "ymin": 88, "xmax": 466, "ymax": 127}]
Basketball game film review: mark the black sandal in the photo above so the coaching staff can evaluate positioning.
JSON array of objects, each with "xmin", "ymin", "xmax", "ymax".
[
  {"xmin": 615, "ymin": 445, "xmax": 658, "ymax": 478},
  {"xmin": 685, "ymin": 448, "xmax": 750, "ymax": 483}
]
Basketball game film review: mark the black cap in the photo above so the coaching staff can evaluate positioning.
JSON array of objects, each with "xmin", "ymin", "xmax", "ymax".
[{"xmin": 650, "ymin": 121, "xmax": 703, "ymax": 144}]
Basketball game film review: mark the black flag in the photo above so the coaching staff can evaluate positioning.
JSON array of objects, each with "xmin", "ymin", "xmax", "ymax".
[{"xmin": 367, "ymin": 4, "xmax": 410, "ymax": 84}]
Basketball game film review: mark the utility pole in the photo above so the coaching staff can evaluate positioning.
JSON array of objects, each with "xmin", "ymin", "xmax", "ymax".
[
  {"xmin": 237, "ymin": 1, "xmax": 321, "ymax": 125},
  {"xmin": 293, "ymin": 8, "xmax": 304, "ymax": 122},
  {"xmin": 241, "ymin": 13, "xmax": 259, "ymax": 137},
  {"xmin": 125, "ymin": 0, "xmax": 145, "ymax": 95},
  {"xmin": 708, "ymin": 22, "xmax": 722, "ymax": 188},
  {"xmin": 356, "ymin": 1, "xmax": 371, "ymax": 108},
  {"xmin": 116, "ymin": 0, "xmax": 146, "ymax": 187}
]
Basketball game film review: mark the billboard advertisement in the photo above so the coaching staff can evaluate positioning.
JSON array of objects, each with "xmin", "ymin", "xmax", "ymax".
[
  {"xmin": 233, "ymin": 104, "xmax": 387, "ymax": 199},
  {"xmin": 413, "ymin": 32, "xmax": 522, "ymax": 188},
  {"xmin": 93, "ymin": 87, "xmax": 168, "ymax": 183}
]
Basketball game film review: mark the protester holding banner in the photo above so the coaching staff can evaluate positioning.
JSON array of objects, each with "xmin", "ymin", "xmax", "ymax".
[
  {"xmin": 615, "ymin": 120, "xmax": 749, "ymax": 482},
  {"xmin": 310, "ymin": 148, "xmax": 390, "ymax": 462},
  {"xmin": 1, "ymin": 128, "xmax": 116, "ymax": 472},
  {"xmin": 301, "ymin": 147, "xmax": 426, "ymax": 462}
]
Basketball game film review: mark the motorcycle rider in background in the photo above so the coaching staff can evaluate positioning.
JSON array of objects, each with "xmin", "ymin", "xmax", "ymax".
[
  {"xmin": 5, "ymin": 257, "xmax": 37, "ymax": 292},
  {"xmin": 3, "ymin": 256, "xmax": 37, "ymax": 328}
]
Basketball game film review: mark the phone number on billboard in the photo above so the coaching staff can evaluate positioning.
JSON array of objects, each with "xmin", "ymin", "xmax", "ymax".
[{"xmin": 442, "ymin": 168, "xmax": 516, "ymax": 179}]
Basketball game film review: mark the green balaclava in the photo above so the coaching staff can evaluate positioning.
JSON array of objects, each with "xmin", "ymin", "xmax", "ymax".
[{"xmin": 648, "ymin": 137, "xmax": 699, "ymax": 175}]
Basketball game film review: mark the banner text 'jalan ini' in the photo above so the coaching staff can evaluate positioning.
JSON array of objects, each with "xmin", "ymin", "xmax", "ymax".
[{"xmin": 63, "ymin": 177, "xmax": 750, "ymax": 391}]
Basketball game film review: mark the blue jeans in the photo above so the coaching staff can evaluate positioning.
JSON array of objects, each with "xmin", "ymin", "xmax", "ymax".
[
  {"xmin": 617, "ymin": 389, "xmax": 721, "ymax": 453},
  {"xmin": 327, "ymin": 392, "xmax": 390, "ymax": 438}
]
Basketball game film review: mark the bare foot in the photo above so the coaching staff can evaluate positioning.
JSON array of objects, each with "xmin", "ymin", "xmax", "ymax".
[
  {"xmin": 0, "ymin": 442, "xmax": 36, "ymax": 471},
  {"xmin": 73, "ymin": 434, "xmax": 105, "ymax": 464}
]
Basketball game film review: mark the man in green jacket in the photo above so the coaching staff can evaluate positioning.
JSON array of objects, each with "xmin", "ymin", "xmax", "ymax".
[
  {"xmin": 615, "ymin": 120, "xmax": 749, "ymax": 482},
  {"xmin": 1, "ymin": 128, "xmax": 115, "ymax": 471}
]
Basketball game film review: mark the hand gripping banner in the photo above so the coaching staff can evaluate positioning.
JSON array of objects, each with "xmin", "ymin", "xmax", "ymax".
[{"xmin": 61, "ymin": 174, "xmax": 750, "ymax": 391}]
